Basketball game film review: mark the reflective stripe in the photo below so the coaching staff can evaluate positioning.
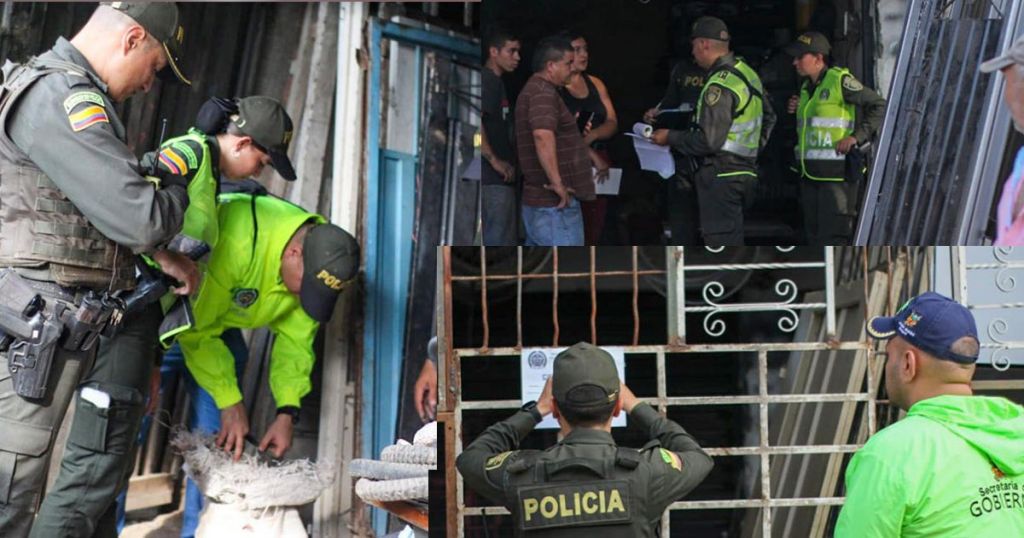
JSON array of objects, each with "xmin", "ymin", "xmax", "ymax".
[
  {"xmin": 802, "ymin": 149, "xmax": 846, "ymax": 161},
  {"xmin": 717, "ymin": 170, "xmax": 757, "ymax": 178},
  {"xmin": 721, "ymin": 139, "xmax": 757, "ymax": 157},
  {"xmin": 729, "ymin": 118, "xmax": 761, "ymax": 133},
  {"xmin": 809, "ymin": 117, "xmax": 854, "ymax": 129}
]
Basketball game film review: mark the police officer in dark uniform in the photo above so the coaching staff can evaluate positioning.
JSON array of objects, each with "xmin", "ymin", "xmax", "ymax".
[
  {"xmin": 785, "ymin": 32, "xmax": 885, "ymax": 245},
  {"xmin": 645, "ymin": 54, "xmax": 706, "ymax": 245},
  {"xmin": 651, "ymin": 17, "xmax": 776, "ymax": 246},
  {"xmin": 0, "ymin": 3, "xmax": 192, "ymax": 536},
  {"xmin": 457, "ymin": 342, "xmax": 713, "ymax": 536}
]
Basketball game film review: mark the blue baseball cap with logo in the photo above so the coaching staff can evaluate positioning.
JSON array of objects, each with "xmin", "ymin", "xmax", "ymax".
[{"xmin": 866, "ymin": 292, "xmax": 979, "ymax": 364}]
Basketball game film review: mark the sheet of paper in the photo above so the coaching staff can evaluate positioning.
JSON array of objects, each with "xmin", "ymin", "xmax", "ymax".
[
  {"xmin": 521, "ymin": 347, "xmax": 627, "ymax": 429},
  {"xmin": 461, "ymin": 155, "xmax": 481, "ymax": 181},
  {"xmin": 593, "ymin": 167, "xmax": 622, "ymax": 195},
  {"xmin": 626, "ymin": 134, "xmax": 675, "ymax": 179}
]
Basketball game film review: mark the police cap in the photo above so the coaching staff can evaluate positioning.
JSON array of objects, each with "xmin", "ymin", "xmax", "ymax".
[
  {"xmin": 299, "ymin": 223, "xmax": 360, "ymax": 323},
  {"xmin": 690, "ymin": 16, "xmax": 730, "ymax": 42},
  {"xmin": 786, "ymin": 31, "xmax": 831, "ymax": 57},
  {"xmin": 552, "ymin": 342, "xmax": 620, "ymax": 409}
]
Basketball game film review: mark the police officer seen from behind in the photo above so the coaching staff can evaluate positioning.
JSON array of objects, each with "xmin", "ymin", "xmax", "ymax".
[
  {"xmin": 0, "ymin": 2, "xmax": 192, "ymax": 536},
  {"xmin": 457, "ymin": 342, "xmax": 713, "ymax": 536},
  {"xmin": 651, "ymin": 16, "xmax": 776, "ymax": 246},
  {"xmin": 785, "ymin": 31, "xmax": 885, "ymax": 245}
]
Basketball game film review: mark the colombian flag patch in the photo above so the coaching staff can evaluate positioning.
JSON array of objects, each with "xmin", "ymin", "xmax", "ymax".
[
  {"xmin": 68, "ymin": 105, "xmax": 109, "ymax": 132},
  {"xmin": 158, "ymin": 147, "xmax": 188, "ymax": 175}
]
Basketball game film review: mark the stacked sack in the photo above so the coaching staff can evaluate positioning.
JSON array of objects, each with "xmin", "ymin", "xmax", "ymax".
[{"xmin": 352, "ymin": 421, "xmax": 436, "ymax": 503}]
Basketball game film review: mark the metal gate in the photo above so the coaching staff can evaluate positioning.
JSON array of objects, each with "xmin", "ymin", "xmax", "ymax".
[{"xmin": 437, "ymin": 246, "xmax": 1024, "ymax": 537}]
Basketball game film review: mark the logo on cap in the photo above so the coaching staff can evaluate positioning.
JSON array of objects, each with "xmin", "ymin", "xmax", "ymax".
[
  {"xmin": 283, "ymin": 130, "xmax": 293, "ymax": 146},
  {"xmin": 904, "ymin": 311, "xmax": 921, "ymax": 327},
  {"xmin": 527, "ymin": 351, "xmax": 547, "ymax": 369},
  {"xmin": 316, "ymin": 269, "xmax": 347, "ymax": 291},
  {"xmin": 719, "ymin": 30, "xmax": 728, "ymax": 40},
  {"xmin": 798, "ymin": 34, "xmax": 812, "ymax": 45}
]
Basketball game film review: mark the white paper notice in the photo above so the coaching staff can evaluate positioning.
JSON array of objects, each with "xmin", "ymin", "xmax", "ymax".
[
  {"xmin": 593, "ymin": 167, "xmax": 622, "ymax": 195},
  {"xmin": 625, "ymin": 133, "xmax": 675, "ymax": 179},
  {"xmin": 521, "ymin": 347, "xmax": 627, "ymax": 429}
]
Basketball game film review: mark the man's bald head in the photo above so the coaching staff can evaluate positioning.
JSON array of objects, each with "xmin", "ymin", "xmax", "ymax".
[{"xmin": 884, "ymin": 336, "xmax": 978, "ymax": 410}]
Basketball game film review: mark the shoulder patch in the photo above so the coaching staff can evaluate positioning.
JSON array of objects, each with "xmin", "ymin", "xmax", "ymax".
[
  {"xmin": 842, "ymin": 75, "xmax": 864, "ymax": 92},
  {"xmin": 659, "ymin": 448, "xmax": 683, "ymax": 471},
  {"xmin": 171, "ymin": 140, "xmax": 202, "ymax": 169},
  {"xmin": 158, "ymin": 146, "xmax": 189, "ymax": 176},
  {"xmin": 67, "ymin": 104, "xmax": 109, "ymax": 132},
  {"xmin": 485, "ymin": 451, "xmax": 513, "ymax": 471},
  {"xmin": 63, "ymin": 91, "xmax": 105, "ymax": 114},
  {"xmin": 705, "ymin": 85, "xmax": 722, "ymax": 106},
  {"xmin": 232, "ymin": 288, "xmax": 259, "ymax": 308}
]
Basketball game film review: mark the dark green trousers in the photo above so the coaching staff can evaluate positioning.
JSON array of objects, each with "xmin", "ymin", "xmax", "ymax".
[{"xmin": 30, "ymin": 302, "xmax": 162, "ymax": 538}]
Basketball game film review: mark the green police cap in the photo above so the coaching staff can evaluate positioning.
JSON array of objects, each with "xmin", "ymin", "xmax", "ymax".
[
  {"xmin": 691, "ymin": 16, "xmax": 730, "ymax": 42},
  {"xmin": 299, "ymin": 223, "xmax": 360, "ymax": 323},
  {"xmin": 785, "ymin": 31, "xmax": 831, "ymax": 57},
  {"xmin": 107, "ymin": 2, "xmax": 190, "ymax": 85},
  {"xmin": 234, "ymin": 96, "xmax": 297, "ymax": 180},
  {"xmin": 552, "ymin": 342, "xmax": 620, "ymax": 409}
]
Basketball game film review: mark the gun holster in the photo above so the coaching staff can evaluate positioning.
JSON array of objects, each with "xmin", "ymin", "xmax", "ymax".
[
  {"xmin": 0, "ymin": 270, "xmax": 124, "ymax": 400},
  {"xmin": 0, "ymin": 270, "xmax": 63, "ymax": 399}
]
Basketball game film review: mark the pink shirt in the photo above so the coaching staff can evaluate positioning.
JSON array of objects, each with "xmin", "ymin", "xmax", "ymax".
[{"xmin": 995, "ymin": 146, "xmax": 1024, "ymax": 245}]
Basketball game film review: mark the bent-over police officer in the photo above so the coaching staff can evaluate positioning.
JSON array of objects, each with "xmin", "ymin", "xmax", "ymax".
[
  {"xmin": 785, "ymin": 31, "xmax": 885, "ymax": 245},
  {"xmin": 0, "ymin": 3, "xmax": 193, "ymax": 536},
  {"xmin": 457, "ymin": 342, "xmax": 713, "ymax": 536}
]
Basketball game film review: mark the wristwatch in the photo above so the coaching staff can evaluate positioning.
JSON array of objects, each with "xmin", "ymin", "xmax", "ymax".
[
  {"xmin": 521, "ymin": 400, "xmax": 543, "ymax": 423},
  {"xmin": 276, "ymin": 406, "xmax": 300, "ymax": 425}
]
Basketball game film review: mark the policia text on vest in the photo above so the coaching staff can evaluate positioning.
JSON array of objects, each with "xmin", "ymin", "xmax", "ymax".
[{"xmin": 456, "ymin": 343, "xmax": 713, "ymax": 537}]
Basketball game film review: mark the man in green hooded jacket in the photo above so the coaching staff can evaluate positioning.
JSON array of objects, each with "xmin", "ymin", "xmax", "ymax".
[{"xmin": 836, "ymin": 292, "xmax": 1024, "ymax": 537}]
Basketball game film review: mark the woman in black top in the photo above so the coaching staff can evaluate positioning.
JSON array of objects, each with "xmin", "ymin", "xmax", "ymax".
[{"xmin": 559, "ymin": 31, "xmax": 619, "ymax": 245}]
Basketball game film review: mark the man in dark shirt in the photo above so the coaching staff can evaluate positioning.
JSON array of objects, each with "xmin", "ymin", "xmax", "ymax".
[
  {"xmin": 514, "ymin": 36, "xmax": 594, "ymax": 246},
  {"xmin": 482, "ymin": 29, "xmax": 520, "ymax": 245}
]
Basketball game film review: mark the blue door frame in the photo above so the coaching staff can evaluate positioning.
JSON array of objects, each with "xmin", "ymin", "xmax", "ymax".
[{"xmin": 362, "ymin": 17, "xmax": 477, "ymax": 532}]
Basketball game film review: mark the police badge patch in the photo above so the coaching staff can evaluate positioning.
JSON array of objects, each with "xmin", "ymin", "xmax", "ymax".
[
  {"xmin": 842, "ymin": 76, "xmax": 864, "ymax": 91},
  {"xmin": 705, "ymin": 86, "xmax": 722, "ymax": 106},
  {"xmin": 232, "ymin": 288, "xmax": 259, "ymax": 308},
  {"xmin": 820, "ymin": 89, "xmax": 830, "ymax": 100}
]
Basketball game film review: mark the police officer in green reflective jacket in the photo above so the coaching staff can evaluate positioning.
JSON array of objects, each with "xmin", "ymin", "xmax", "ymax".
[
  {"xmin": 457, "ymin": 342, "xmax": 713, "ymax": 537},
  {"xmin": 651, "ymin": 16, "xmax": 776, "ymax": 246},
  {"xmin": 785, "ymin": 31, "xmax": 886, "ymax": 245}
]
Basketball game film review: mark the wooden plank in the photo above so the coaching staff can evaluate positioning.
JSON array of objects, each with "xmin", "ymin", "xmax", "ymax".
[
  {"xmin": 292, "ymin": 1, "xmax": 339, "ymax": 213},
  {"xmin": 367, "ymin": 500, "xmax": 427, "ymax": 531},
  {"xmin": 125, "ymin": 473, "xmax": 175, "ymax": 512}
]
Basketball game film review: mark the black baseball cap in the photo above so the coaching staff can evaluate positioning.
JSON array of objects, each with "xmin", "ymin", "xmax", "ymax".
[
  {"xmin": 867, "ymin": 292, "xmax": 980, "ymax": 364},
  {"xmin": 785, "ymin": 31, "xmax": 831, "ymax": 57},
  {"xmin": 107, "ymin": 2, "xmax": 191, "ymax": 85},
  {"xmin": 299, "ymin": 223, "xmax": 360, "ymax": 323},
  {"xmin": 235, "ymin": 96, "xmax": 297, "ymax": 181},
  {"xmin": 690, "ymin": 16, "xmax": 730, "ymax": 42},
  {"xmin": 552, "ymin": 342, "xmax": 620, "ymax": 410}
]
